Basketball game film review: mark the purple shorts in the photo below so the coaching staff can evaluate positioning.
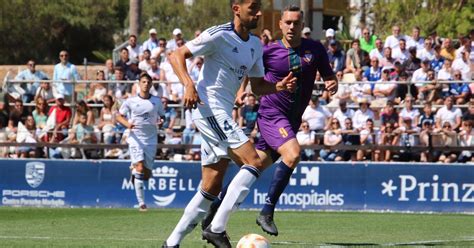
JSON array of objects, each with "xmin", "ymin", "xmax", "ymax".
[{"xmin": 255, "ymin": 112, "xmax": 300, "ymax": 153}]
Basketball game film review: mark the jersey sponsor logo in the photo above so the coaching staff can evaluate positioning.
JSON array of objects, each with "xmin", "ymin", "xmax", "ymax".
[
  {"xmin": 303, "ymin": 50, "xmax": 313, "ymax": 63},
  {"xmin": 25, "ymin": 162, "xmax": 45, "ymax": 188},
  {"xmin": 232, "ymin": 47, "xmax": 239, "ymax": 53},
  {"xmin": 278, "ymin": 127, "xmax": 288, "ymax": 138},
  {"xmin": 230, "ymin": 65, "xmax": 248, "ymax": 80}
]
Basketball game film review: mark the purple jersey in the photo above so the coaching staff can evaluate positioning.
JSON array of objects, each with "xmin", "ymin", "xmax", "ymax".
[
  {"xmin": 255, "ymin": 39, "xmax": 333, "ymax": 154},
  {"xmin": 258, "ymin": 38, "xmax": 333, "ymax": 123}
]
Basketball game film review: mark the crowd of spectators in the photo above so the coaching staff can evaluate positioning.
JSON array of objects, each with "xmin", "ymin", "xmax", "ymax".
[{"xmin": 0, "ymin": 25, "xmax": 472, "ymax": 163}]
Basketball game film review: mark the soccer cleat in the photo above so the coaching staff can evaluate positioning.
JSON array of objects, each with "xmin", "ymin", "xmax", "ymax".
[
  {"xmin": 139, "ymin": 204, "xmax": 148, "ymax": 212},
  {"xmin": 256, "ymin": 214, "xmax": 279, "ymax": 236},
  {"xmin": 202, "ymin": 225, "xmax": 231, "ymax": 248},
  {"xmin": 161, "ymin": 241, "xmax": 179, "ymax": 248},
  {"xmin": 201, "ymin": 201, "xmax": 220, "ymax": 231}
]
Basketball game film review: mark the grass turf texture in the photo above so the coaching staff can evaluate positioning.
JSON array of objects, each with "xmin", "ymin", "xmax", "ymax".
[{"xmin": 0, "ymin": 208, "xmax": 473, "ymax": 247}]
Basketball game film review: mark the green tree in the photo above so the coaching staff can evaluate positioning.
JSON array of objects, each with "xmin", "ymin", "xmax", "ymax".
[
  {"xmin": 368, "ymin": 0, "xmax": 473, "ymax": 39},
  {"xmin": 0, "ymin": 0, "xmax": 128, "ymax": 64}
]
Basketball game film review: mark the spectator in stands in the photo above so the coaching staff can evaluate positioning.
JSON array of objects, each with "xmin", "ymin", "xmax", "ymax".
[
  {"xmin": 86, "ymin": 70, "xmax": 107, "ymax": 105},
  {"xmin": 384, "ymin": 25, "xmax": 406, "ymax": 49},
  {"xmin": 127, "ymin": 34, "xmax": 140, "ymax": 60},
  {"xmin": 340, "ymin": 118, "xmax": 359, "ymax": 161},
  {"xmin": 151, "ymin": 38, "xmax": 167, "ymax": 63},
  {"xmin": 35, "ymin": 81, "xmax": 55, "ymax": 103},
  {"xmin": 161, "ymin": 97, "xmax": 176, "ymax": 132},
  {"xmin": 369, "ymin": 38, "xmax": 384, "ymax": 60},
  {"xmin": 437, "ymin": 59, "xmax": 453, "ymax": 81},
  {"xmin": 435, "ymin": 96, "xmax": 462, "ymax": 130},
  {"xmin": 395, "ymin": 72, "xmax": 418, "ymax": 104},
  {"xmin": 380, "ymin": 100, "xmax": 399, "ymax": 128},
  {"xmin": 166, "ymin": 28, "xmax": 185, "ymax": 51},
  {"xmin": 449, "ymin": 70, "xmax": 471, "ymax": 104},
  {"xmin": 344, "ymin": 40, "xmax": 364, "ymax": 73},
  {"xmin": 462, "ymin": 101, "xmax": 474, "ymax": 122},
  {"xmin": 182, "ymin": 108, "xmax": 195, "ymax": 145},
  {"xmin": 395, "ymin": 117, "xmax": 419, "ymax": 161},
  {"xmin": 402, "ymin": 47, "xmax": 421, "ymax": 76},
  {"xmin": 433, "ymin": 121, "xmax": 458, "ymax": 163},
  {"xmin": 363, "ymin": 57, "xmax": 382, "ymax": 82},
  {"xmin": 0, "ymin": 100, "xmax": 9, "ymax": 128},
  {"xmin": 115, "ymin": 48, "xmax": 130, "ymax": 71},
  {"xmin": 357, "ymin": 118, "xmax": 376, "ymax": 161},
  {"xmin": 53, "ymin": 50, "xmax": 80, "ymax": 100},
  {"xmin": 413, "ymin": 60, "xmax": 431, "ymax": 98},
  {"xmin": 431, "ymin": 44, "xmax": 445, "ymax": 74},
  {"xmin": 296, "ymin": 121, "xmax": 316, "ymax": 161},
  {"xmin": 377, "ymin": 121, "xmax": 399, "ymax": 161},
  {"xmin": 319, "ymin": 118, "xmax": 343, "ymax": 161},
  {"xmin": 360, "ymin": 28, "xmax": 377, "ymax": 53},
  {"xmin": 406, "ymin": 26, "xmax": 424, "ymax": 51},
  {"xmin": 332, "ymin": 99, "xmax": 355, "ymax": 130},
  {"xmin": 110, "ymin": 67, "xmax": 130, "ymax": 99},
  {"xmin": 351, "ymin": 69, "xmax": 373, "ymax": 103},
  {"xmin": 373, "ymin": 66, "xmax": 397, "ymax": 102},
  {"xmin": 419, "ymin": 118, "xmax": 435, "ymax": 162},
  {"xmin": 419, "ymin": 69, "xmax": 443, "ymax": 104},
  {"xmin": 32, "ymin": 96, "xmax": 48, "ymax": 130},
  {"xmin": 458, "ymin": 120, "xmax": 474, "ymax": 162},
  {"xmin": 239, "ymin": 93, "xmax": 259, "ymax": 138},
  {"xmin": 125, "ymin": 58, "xmax": 141, "ymax": 81},
  {"xmin": 261, "ymin": 28, "xmax": 274, "ymax": 45},
  {"xmin": 14, "ymin": 59, "xmax": 49, "ymax": 103},
  {"xmin": 440, "ymin": 38, "xmax": 456, "ymax": 61},
  {"xmin": 323, "ymin": 28, "xmax": 341, "ymax": 51},
  {"xmin": 188, "ymin": 56, "xmax": 203, "ymax": 82},
  {"xmin": 398, "ymin": 95, "xmax": 420, "ymax": 128},
  {"xmin": 48, "ymin": 94, "xmax": 72, "ymax": 143},
  {"xmin": 353, "ymin": 98, "xmax": 375, "ymax": 131},
  {"xmin": 452, "ymin": 50, "xmax": 471, "ymax": 81},
  {"xmin": 9, "ymin": 99, "xmax": 29, "ymax": 126},
  {"xmin": 428, "ymin": 31, "xmax": 443, "ymax": 47},
  {"xmin": 329, "ymin": 71, "xmax": 351, "ymax": 108},
  {"xmin": 161, "ymin": 51, "xmax": 181, "ymax": 102},
  {"xmin": 104, "ymin": 59, "xmax": 114, "ymax": 80},
  {"xmin": 138, "ymin": 49, "xmax": 152, "ymax": 71},
  {"xmin": 327, "ymin": 40, "xmax": 345, "ymax": 73},
  {"xmin": 455, "ymin": 36, "xmax": 470, "ymax": 59},
  {"xmin": 69, "ymin": 113, "xmax": 98, "ymax": 159},
  {"xmin": 17, "ymin": 115, "xmax": 37, "ymax": 158},
  {"xmin": 141, "ymin": 28, "xmax": 159, "ymax": 55},
  {"xmin": 379, "ymin": 47, "xmax": 396, "ymax": 67},
  {"xmin": 98, "ymin": 95, "xmax": 116, "ymax": 146},
  {"xmin": 73, "ymin": 100, "xmax": 95, "ymax": 127},
  {"xmin": 392, "ymin": 39, "xmax": 410, "ymax": 63},
  {"xmin": 417, "ymin": 37, "xmax": 435, "ymax": 61},
  {"xmin": 302, "ymin": 95, "xmax": 332, "ymax": 144},
  {"xmin": 418, "ymin": 101, "xmax": 435, "ymax": 128}
]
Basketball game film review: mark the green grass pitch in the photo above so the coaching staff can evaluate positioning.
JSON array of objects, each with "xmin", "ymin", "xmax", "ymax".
[{"xmin": 0, "ymin": 208, "xmax": 473, "ymax": 247}]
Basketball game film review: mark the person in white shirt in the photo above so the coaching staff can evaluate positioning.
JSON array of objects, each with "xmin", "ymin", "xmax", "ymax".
[
  {"xmin": 115, "ymin": 73, "xmax": 165, "ymax": 212},
  {"xmin": 352, "ymin": 99, "xmax": 375, "ymax": 131},
  {"xmin": 452, "ymin": 50, "xmax": 471, "ymax": 81},
  {"xmin": 14, "ymin": 59, "xmax": 49, "ymax": 103},
  {"xmin": 373, "ymin": 66, "xmax": 397, "ymax": 101},
  {"xmin": 163, "ymin": 2, "xmax": 296, "ymax": 246},
  {"xmin": 302, "ymin": 96, "xmax": 332, "ymax": 132},
  {"xmin": 437, "ymin": 59, "xmax": 453, "ymax": 80},
  {"xmin": 398, "ymin": 95, "xmax": 420, "ymax": 128},
  {"xmin": 369, "ymin": 38, "xmax": 384, "ymax": 60},
  {"xmin": 138, "ymin": 49, "xmax": 152, "ymax": 71},
  {"xmin": 296, "ymin": 121, "xmax": 315, "ymax": 160},
  {"xmin": 417, "ymin": 37, "xmax": 435, "ymax": 61},
  {"xmin": 384, "ymin": 25, "xmax": 407, "ymax": 49},
  {"xmin": 406, "ymin": 26, "xmax": 424, "ymax": 51},
  {"xmin": 392, "ymin": 39, "xmax": 410, "ymax": 63},
  {"xmin": 140, "ymin": 29, "xmax": 159, "ymax": 55},
  {"xmin": 166, "ymin": 28, "xmax": 185, "ymax": 52},
  {"xmin": 412, "ymin": 59, "xmax": 431, "ymax": 87},
  {"xmin": 435, "ymin": 96, "xmax": 462, "ymax": 130},
  {"xmin": 126, "ymin": 34, "xmax": 140, "ymax": 60},
  {"xmin": 151, "ymin": 38, "xmax": 167, "ymax": 63}
]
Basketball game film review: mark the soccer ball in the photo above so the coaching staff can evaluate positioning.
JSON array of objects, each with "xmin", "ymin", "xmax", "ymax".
[{"xmin": 236, "ymin": 233, "xmax": 270, "ymax": 248}]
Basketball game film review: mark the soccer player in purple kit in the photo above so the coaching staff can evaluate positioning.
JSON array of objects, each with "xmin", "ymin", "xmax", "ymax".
[{"xmin": 202, "ymin": 5, "xmax": 338, "ymax": 237}]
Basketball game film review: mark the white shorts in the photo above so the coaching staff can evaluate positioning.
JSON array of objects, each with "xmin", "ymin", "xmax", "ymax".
[
  {"xmin": 194, "ymin": 113, "xmax": 249, "ymax": 165},
  {"xmin": 129, "ymin": 144, "xmax": 157, "ymax": 170}
]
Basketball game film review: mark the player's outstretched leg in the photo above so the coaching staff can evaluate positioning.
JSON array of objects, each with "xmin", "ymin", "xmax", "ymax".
[
  {"xmin": 201, "ymin": 184, "xmax": 228, "ymax": 231},
  {"xmin": 257, "ymin": 160, "xmax": 294, "ymax": 236},
  {"xmin": 164, "ymin": 188, "xmax": 217, "ymax": 247}
]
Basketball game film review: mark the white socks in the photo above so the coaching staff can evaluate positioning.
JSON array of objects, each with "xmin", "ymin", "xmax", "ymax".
[
  {"xmin": 132, "ymin": 169, "xmax": 145, "ymax": 206},
  {"xmin": 166, "ymin": 189, "xmax": 216, "ymax": 246},
  {"xmin": 210, "ymin": 165, "xmax": 259, "ymax": 233}
]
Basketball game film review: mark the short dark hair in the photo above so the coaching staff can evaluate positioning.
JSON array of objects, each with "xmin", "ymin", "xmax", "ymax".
[
  {"xmin": 281, "ymin": 5, "xmax": 304, "ymax": 18},
  {"xmin": 129, "ymin": 34, "xmax": 137, "ymax": 39},
  {"xmin": 120, "ymin": 47, "xmax": 128, "ymax": 53},
  {"xmin": 139, "ymin": 72, "xmax": 152, "ymax": 82}
]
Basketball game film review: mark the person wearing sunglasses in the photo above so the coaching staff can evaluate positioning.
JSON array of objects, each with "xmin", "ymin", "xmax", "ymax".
[{"xmin": 14, "ymin": 59, "xmax": 49, "ymax": 103}]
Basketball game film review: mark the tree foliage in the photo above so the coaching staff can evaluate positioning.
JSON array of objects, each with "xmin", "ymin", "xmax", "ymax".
[
  {"xmin": 0, "ymin": 0, "xmax": 128, "ymax": 64},
  {"xmin": 369, "ymin": 0, "xmax": 473, "ymax": 39}
]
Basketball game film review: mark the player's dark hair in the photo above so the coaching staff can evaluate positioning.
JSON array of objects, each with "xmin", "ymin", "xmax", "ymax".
[
  {"xmin": 281, "ymin": 4, "xmax": 304, "ymax": 18},
  {"xmin": 139, "ymin": 72, "xmax": 152, "ymax": 82},
  {"xmin": 120, "ymin": 47, "xmax": 128, "ymax": 53}
]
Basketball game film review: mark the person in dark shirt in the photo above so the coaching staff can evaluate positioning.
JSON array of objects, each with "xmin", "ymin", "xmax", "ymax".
[
  {"xmin": 418, "ymin": 102, "xmax": 435, "ymax": 127},
  {"xmin": 239, "ymin": 93, "xmax": 259, "ymax": 137}
]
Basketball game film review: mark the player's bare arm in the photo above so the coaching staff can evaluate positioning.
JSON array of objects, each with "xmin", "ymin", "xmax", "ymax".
[
  {"xmin": 235, "ymin": 77, "xmax": 250, "ymax": 107},
  {"xmin": 323, "ymin": 74, "xmax": 338, "ymax": 95},
  {"xmin": 169, "ymin": 46, "xmax": 201, "ymax": 109},
  {"xmin": 249, "ymin": 72, "xmax": 297, "ymax": 96},
  {"xmin": 115, "ymin": 114, "xmax": 134, "ymax": 129}
]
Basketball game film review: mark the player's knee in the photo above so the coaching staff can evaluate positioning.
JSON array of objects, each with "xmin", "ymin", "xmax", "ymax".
[{"xmin": 282, "ymin": 150, "xmax": 300, "ymax": 168}]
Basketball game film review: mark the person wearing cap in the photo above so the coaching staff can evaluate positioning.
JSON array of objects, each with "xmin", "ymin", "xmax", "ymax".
[
  {"xmin": 352, "ymin": 98, "xmax": 375, "ymax": 131},
  {"xmin": 392, "ymin": 38, "xmax": 410, "ymax": 63},
  {"xmin": 301, "ymin": 26, "xmax": 311, "ymax": 40},
  {"xmin": 384, "ymin": 25, "xmax": 407, "ymax": 49},
  {"xmin": 327, "ymin": 39, "xmax": 345, "ymax": 72},
  {"xmin": 140, "ymin": 28, "xmax": 159, "ymax": 55},
  {"xmin": 52, "ymin": 50, "xmax": 80, "ymax": 100},
  {"xmin": 47, "ymin": 93, "xmax": 72, "ymax": 145},
  {"xmin": 14, "ymin": 59, "xmax": 49, "ymax": 103},
  {"xmin": 166, "ymin": 28, "xmax": 185, "ymax": 52},
  {"xmin": 125, "ymin": 57, "xmax": 142, "ymax": 81},
  {"xmin": 359, "ymin": 28, "xmax": 377, "ymax": 53}
]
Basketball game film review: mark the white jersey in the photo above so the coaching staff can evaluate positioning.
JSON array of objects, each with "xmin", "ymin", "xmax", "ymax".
[
  {"xmin": 119, "ymin": 95, "xmax": 165, "ymax": 145},
  {"xmin": 185, "ymin": 22, "xmax": 264, "ymax": 119}
]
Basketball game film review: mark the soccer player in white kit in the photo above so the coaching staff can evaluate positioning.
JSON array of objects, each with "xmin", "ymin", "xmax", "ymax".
[
  {"xmin": 116, "ymin": 73, "xmax": 165, "ymax": 211},
  {"xmin": 162, "ymin": 1, "xmax": 296, "ymax": 247}
]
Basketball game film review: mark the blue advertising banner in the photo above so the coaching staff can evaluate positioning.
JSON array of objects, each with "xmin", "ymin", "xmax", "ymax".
[{"xmin": 0, "ymin": 159, "xmax": 472, "ymax": 212}]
